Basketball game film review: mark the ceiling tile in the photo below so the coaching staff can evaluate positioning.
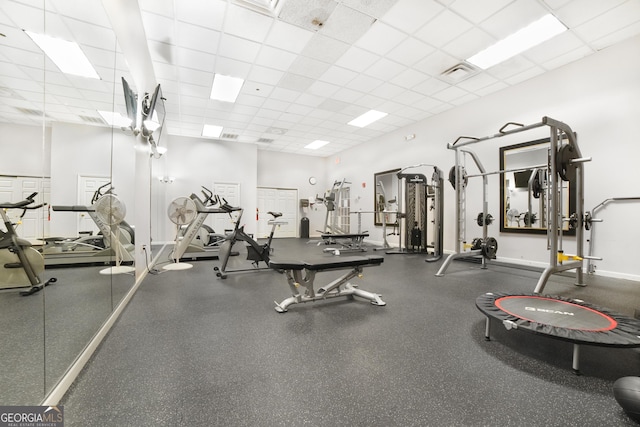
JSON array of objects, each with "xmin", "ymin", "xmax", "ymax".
[
  {"xmin": 176, "ymin": 47, "xmax": 215, "ymax": 72},
  {"xmin": 541, "ymin": 46, "xmax": 592, "ymax": 71},
  {"xmin": 138, "ymin": 0, "xmax": 174, "ymax": 17},
  {"xmin": 223, "ymin": 3, "xmax": 274, "ymax": 43},
  {"xmin": 318, "ymin": 66, "xmax": 358, "ymax": 86},
  {"xmin": 248, "ymin": 65, "xmax": 284, "ymax": 85},
  {"xmin": 363, "ymin": 57, "xmax": 407, "ymax": 81},
  {"xmin": 455, "ymin": 72, "xmax": 499, "ymax": 92},
  {"xmin": 385, "ymin": 37, "xmax": 436, "ymax": 67},
  {"xmin": 523, "ymin": 31, "xmax": 585, "ymax": 65},
  {"xmin": 341, "ymin": 0, "xmax": 399, "ymax": 18},
  {"xmin": 178, "ymin": 67, "xmax": 213, "ymax": 87},
  {"xmin": 215, "ymin": 57, "xmax": 252, "ymax": 78},
  {"xmin": 308, "ymin": 80, "xmax": 340, "ymax": 98},
  {"xmin": 289, "ymin": 56, "xmax": 331, "ymax": 79},
  {"xmin": 320, "ymin": 4, "xmax": 376, "ymax": 44},
  {"xmin": 449, "ymin": 0, "xmax": 513, "ymax": 24},
  {"xmin": 381, "ymin": 0, "xmax": 445, "ymax": 33},
  {"xmin": 218, "ymin": 33, "xmax": 261, "ymax": 63},
  {"xmin": 264, "ymin": 20, "xmax": 315, "ymax": 53},
  {"xmin": 442, "ymin": 27, "xmax": 494, "ymax": 59},
  {"xmin": 277, "ymin": 73, "xmax": 315, "ymax": 92},
  {"xmin": 335, "ymin": 46, "xmax": 380, "ymax": 73},
  {"xmin": 590, "ymin": 21, "xmax": 640, "ymax": 50},
  {"xmin": 479, "ymin": 1, "xmax": 549, "ymax": 39},
  {"xmin": 255, "ymin": 46, "xmax": 297, "ymax": 70},
  {"xmin": 413, "ymin": 77, "xmax": 449, "ymax": 96},
  {"xmin": 300, "ymin": 34, "xmax": 351, "ymax": 63},
  {"xmin": 414, "ymin": 9, "xmax": 473, "ymax": 48},
  {"xmin": 572, "ymin": 1, "xmax": 640, "ymax": 44},
  {"xmin": 277, "ymin": 0, "xmax": 336, "ymax": 32},
  {"xmin": 354, "ymin": 21, "xmax": 406, "ymax": 55},
  {"xmin": 175, "ymin": 0, "xmax": 226, "ymax": 31},
  {"xmin": 504, "ymin": 66, "xmax": 545, "ymax": 86},
  {"xmin": 176, "ymin": 22, "xmax": 221, "ymax": 54},
  {"xmin": 485, "ymin": 56, "xmax": 536, "ymax": 80},
  {"xmin": 348, "ymin": 75, "xmax": 383, "ymax": 93},
  {"xmin": 413, "ymin": 50, "xmax": 463, "ymax": 77},
  {"xmin": 369, "ymin": 82, "xmax": 406, "ymax": 100},
  {"xmin": 431, "ymin": 85, "xmax": 468, "ymax": 102},
  {"xmin": 555, "ymin": 0, "xmax": 627, "ymax": 28},
  {"xmin": 50, "ymin": 0, "xmax": 112, "ymax": 28}
]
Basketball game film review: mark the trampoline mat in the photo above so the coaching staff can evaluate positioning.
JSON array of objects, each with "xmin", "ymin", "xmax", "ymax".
[{"xmin": 477, "ymin": 292, "xmax": 640, "ymax": 347}]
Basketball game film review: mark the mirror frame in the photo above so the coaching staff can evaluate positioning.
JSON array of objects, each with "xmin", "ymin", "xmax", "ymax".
[
  {"xmin": 499, "ymin": 137, "xmax": 576, "ymax": 235},
  {"xmin": 374, "ymin": 168, "xmax": 400, "ymax": 226}
]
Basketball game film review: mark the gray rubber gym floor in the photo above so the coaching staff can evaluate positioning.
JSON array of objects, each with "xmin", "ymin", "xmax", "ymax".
[{"xmin": 60, "ymin": 238, "xmax": 640, "ymax": 426}]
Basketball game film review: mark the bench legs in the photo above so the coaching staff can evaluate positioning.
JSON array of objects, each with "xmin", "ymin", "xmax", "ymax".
[{"xmin": 274, "ymin": 266, "xmax": 386, "ymax": 313}]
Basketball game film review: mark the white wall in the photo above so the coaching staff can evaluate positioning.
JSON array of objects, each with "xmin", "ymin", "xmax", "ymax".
[
  {"xmin": 257, "ymin": 150, "xmax": 326, "ymax": 237},
  {"xmin": 153, "ymin": 135, "xmax": 258, "ymax": 242},
  {"xmin": 49, "ymin": 122, "xmax": 136, "ymax": 236},
  {"xmin": 328, "ymin": 34, "xmax": 640, "ymax": 280},
  {"xmin": 0, "ymin": 123, "xmax": 51, "ymax": 177}
]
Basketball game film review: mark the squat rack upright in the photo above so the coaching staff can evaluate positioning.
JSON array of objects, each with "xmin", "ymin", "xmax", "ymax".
[{"xmin": 435, "ymin": 116, "xmax": 592, "ymax": 294}]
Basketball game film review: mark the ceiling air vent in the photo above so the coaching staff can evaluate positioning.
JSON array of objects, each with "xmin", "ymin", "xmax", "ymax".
[
  {"xmin": 233, "ymin": 0, "xmax": 284, "ymax": 16},
  {"xmin": 439, "ymin": 62, "xmax": 478, "ymax": 84},
  {"xmin": 15, "ymin": 107, "xmax": 45, "ymax": 116},
  {"xmin": 221, "ymin": 133, "xmax": 239, "ymax": 140},
  {"xmin": 79, "ymin": 115, "xmax": 105, "ymax": 124},
  {"xmin": 257, "ymin": 138, "xmax": 274, "ymax": 143}
]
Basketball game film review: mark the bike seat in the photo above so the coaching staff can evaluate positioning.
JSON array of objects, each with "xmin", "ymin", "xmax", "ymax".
[{"xmin": 268, "ymin": 211, "xmax": 282, "ymax": 218}]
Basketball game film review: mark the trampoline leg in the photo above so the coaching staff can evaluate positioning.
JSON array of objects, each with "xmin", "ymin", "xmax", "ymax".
[
  {"xmin": 572, "ymin": 344, "xmax": 581, "ymax": 375},
  {"xmin": 484, "ymin": 317, "xmax": 491, "ymax": 341}
]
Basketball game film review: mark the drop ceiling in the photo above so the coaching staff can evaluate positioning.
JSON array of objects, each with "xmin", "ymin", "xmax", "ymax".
[{"xmin": 1, "ymin": 0, "xmax": 639, "ymax": 157}]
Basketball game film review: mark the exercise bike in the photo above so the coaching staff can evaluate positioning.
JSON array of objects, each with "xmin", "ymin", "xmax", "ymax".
[
  {"xmin": 213, "ymin": 200, "xmax": 286, "ymax": 279},
  {"xmin": 0, "ymin": 192, "xmax": 56, "ymax": 296}
]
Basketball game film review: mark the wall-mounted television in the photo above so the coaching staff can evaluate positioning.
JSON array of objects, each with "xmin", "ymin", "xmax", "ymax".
[{"xmin": 121, "ymin": 77, "xmax": 137, "ymax": 129}]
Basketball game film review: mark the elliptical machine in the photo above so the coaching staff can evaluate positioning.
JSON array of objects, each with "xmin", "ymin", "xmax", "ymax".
[
  {"xmin": 213, "ymin": 199, "xmax": 286, "ymax": 279},
  {"xmin": 0, "ymin": 192, "xmax": 56, "ymax": 296}
]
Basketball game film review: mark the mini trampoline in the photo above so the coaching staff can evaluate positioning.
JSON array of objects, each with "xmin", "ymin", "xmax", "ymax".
[{"xmin": 476, "ymin": 292, "xmax": 640, "ymax": 374}]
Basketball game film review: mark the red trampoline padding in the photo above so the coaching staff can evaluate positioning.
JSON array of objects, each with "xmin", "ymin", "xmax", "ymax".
[{"xmin": 477, "ymin": 292, "xmax": 640, "ymax": 347}]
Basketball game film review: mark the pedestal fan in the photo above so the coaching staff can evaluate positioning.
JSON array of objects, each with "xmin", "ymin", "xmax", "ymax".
[
  {"xmin": 164, "ymin": 197, "xmax": 197, "ymax": 271},
  {"xmin": 94, "ymin": 194, "xmax": 135, "ymax": 275}
]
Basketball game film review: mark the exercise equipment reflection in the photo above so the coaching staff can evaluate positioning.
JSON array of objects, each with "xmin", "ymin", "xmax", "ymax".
[
  {"xmin": 0, "ymin": 192, "xmax": 56, "ymax": 295},
  {"xmin": 46, "ymin": 183, "xmax": 135, "ymax": 267}
]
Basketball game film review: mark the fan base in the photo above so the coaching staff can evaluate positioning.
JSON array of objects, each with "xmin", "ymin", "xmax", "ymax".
[
  {"xmin": 100, "ymin": 265, "xmax": 136, "ymax": 275},
  {"xmin": 163, "ymin": 262, "xmax": 193, "ymax": 271}
]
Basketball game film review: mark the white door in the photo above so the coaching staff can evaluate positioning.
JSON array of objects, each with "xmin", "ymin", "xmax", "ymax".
[
  {"xmin": 257, "ymin": 187, "xmax": 297, "ymax": 238},
  {"xmin": 0, "ymin": 176, "xmax": 49, "ymax": 241},
  {"xmin": 78, "ymin": 176, "xmax": 110, "ymax": 235},
  {"xmin": 212, "ymin": 182, "xmax": 240, "ymax": 234}
]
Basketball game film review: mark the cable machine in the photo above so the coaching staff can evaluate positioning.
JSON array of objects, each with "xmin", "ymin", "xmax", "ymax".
[
  {"xmin": 386, "ymin": 164, "xmax": 444, "ymax": 261},
  {"xmin": 435, "ymin": 116, "xmax": 595, "ymax": 294}
]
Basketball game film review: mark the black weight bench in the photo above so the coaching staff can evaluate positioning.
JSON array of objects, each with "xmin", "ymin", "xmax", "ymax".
[{"xmin": 269, "ymin": 255, "xmax": 386, "ymax": 313}]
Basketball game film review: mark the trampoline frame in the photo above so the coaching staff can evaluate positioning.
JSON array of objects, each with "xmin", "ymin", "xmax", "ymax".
[{"xmin": 477, "ymin": 292, "xmax": 640, "ymax": 374}]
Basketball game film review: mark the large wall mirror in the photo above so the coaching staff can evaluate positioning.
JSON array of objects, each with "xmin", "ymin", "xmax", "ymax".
[
  {"xmin": 373, "ymin": 169, "xmax": 400, "ymax": 226},
  {"xmin": 0, "ymin": 0, "xmax": 136, "ymax": 404},
  {"xmin": 499, "ymin": 138, "xmax": 575, "ymax": 235}
]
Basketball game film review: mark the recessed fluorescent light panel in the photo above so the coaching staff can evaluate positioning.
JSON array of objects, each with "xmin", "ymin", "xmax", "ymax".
[
  {"xmin": 210, "ymin": 74, "xmax": 244, "ymax": 103},
  {"xmin": 98, "ymin": 111, "xmax": 132, "ymax": 127},
  {"xmin": 348, "ymin": 110, "xmax": 388, "ymax": 128},
  {"xmin": 202, "ymin": 124, "xmax": 223, "ymax": 138},
  {"xmin": 466, "ymin": 14, "xmax": 567, "ymax": 69},
  {"xmin": 24, "ymin": 31, "xmax": 100, "ymax": 79},
  {"xmin": 304, "ymin": 140, "xmax": 330, "ymax": 150}
]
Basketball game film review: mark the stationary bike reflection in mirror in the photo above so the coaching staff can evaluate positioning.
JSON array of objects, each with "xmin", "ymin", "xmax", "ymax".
[
  {"xmin": 0, "ymin": 192, "xmax": 56, "ymax": 296},
  {"xmin": 214, "ymin": 199, "xmax": 286, "ymax": 279}
]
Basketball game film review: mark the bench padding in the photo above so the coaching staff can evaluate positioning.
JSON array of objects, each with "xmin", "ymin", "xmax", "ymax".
[{"xmin": 270, "ymin": 255, "xmax": 383, "ymax": 271}]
